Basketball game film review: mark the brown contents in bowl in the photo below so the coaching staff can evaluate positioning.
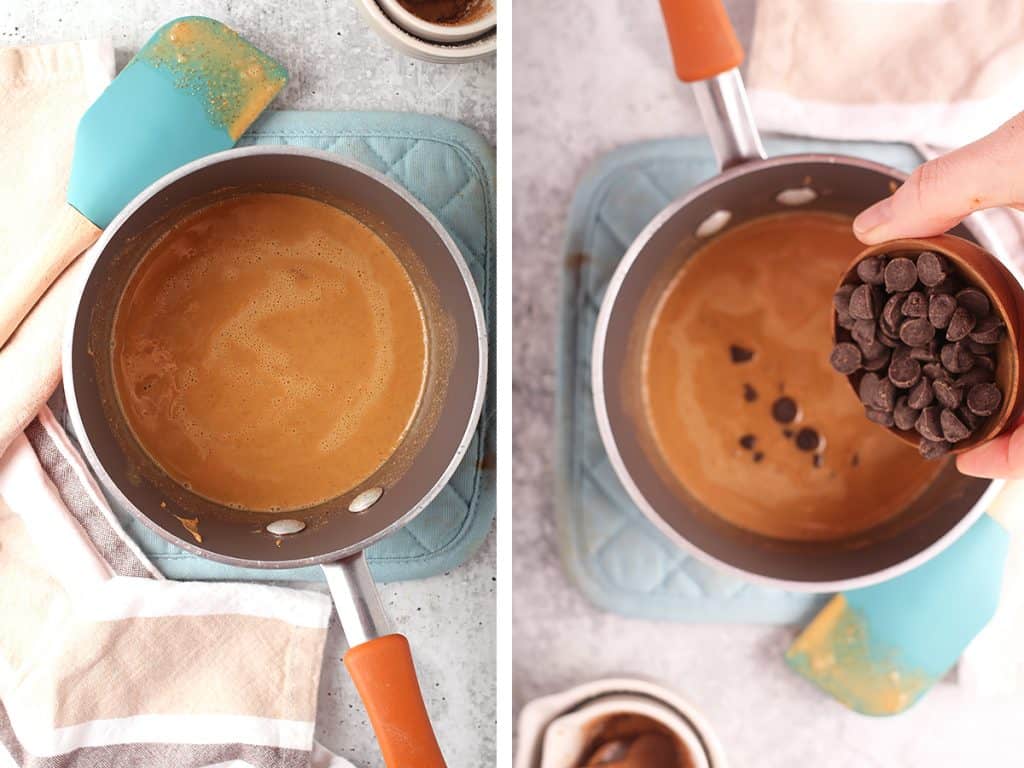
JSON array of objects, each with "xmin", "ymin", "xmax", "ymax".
[
  {"xmin": 642, "ymin": 212, "xmax": 944, "ymax": 541},
  {"xmin": 830, "ymin": 249, "xmax": 1005, "ymax": 458},
  {"xmin": 580, "ymin": 714, "xmax": 693, "ymax": 768},
  {"xmin": 395, "ymin": 0, "xmax": 491, "ymax": 25},
  {"xmin": 112, "ymin": 192, "xmax": 427, "ymax": 512}
]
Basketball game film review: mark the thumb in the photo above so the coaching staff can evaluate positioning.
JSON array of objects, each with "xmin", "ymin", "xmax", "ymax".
[{"xmin": 853, "ymin": 112, "xmax": 1024, "ymax": 244}]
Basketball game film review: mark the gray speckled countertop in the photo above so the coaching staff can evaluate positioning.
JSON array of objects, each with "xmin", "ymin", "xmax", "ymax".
[
  {"xmin": 512, "ymin": 1, "xmax": 1020, "ymax": 766},
  {"xmin": 4, "ymin": 2, "xmax": 494, "ymax": 766}
]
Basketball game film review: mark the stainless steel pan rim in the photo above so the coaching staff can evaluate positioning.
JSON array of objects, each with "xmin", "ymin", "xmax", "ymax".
[
  {"xmin": 591, "ymin": 151, "xmax": 1006, "ymax": 593},
  {"xmin": 63, "ymin": 144, "xmax": 488, "ymax": 569}
]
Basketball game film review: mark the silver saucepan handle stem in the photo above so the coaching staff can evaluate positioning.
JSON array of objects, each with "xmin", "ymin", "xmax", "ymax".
[
  {"xmin": 323, "ymin": 552, "xmax": 390, "ymax": 647},
  {"xmin": 691, "ymin": 69, "xmax": 766, "ymax": 171}
]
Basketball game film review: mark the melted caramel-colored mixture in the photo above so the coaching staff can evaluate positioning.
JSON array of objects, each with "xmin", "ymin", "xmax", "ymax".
[
  {"xmin": 113, "ymin": 193, "xmax": 426, "ymax": 512},
  {"xmin": 643, "ymin": 212, "xmax": 945, "ymax": 541}
]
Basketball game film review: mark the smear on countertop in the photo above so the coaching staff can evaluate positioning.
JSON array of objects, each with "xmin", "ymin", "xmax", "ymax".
[{"xmin": 135, "ymin": 16, "xmax": 287, "ymax": 140}]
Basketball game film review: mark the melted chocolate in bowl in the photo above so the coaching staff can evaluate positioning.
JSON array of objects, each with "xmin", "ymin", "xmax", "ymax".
[
  {"xmin": 642, "ymin": 211, "xmax": 946, "ymax": 541},
  {"xmin": 112, "ymin": 192, "xmax": 427, "ymax": 513}
]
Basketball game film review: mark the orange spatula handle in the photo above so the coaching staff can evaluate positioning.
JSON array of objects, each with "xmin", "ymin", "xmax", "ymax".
[
  {"xmin": 345, "ymin": 634, "xmax": 446, "ymax": 768},
  {"xmin": 658, "ymin": 0, "xmax": 744, "ymax": 82}
]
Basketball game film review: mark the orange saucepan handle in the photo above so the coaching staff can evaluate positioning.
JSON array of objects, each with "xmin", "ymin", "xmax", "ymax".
[
  {"xmin": 658, "ymin": 0, "xmax": 744, "ymax": 82},
  {"xmin": 345, "ymin": 633, "xmax": 446, "ymax": 768}
]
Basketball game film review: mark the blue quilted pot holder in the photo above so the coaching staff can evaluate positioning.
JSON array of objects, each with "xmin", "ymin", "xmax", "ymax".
[
  {"xmin": 64, "ymin": 111, "xmax": 495, "ymax": 583},
  {"xmin": 557, "ymin": 135, "xmax": 925, "ymax": 623}
]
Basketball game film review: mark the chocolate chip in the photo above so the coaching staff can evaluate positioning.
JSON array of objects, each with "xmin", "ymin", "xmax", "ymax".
[
  {"xmin": 830, "ymin": 342, "xmax": 862, "ymax": 375},
  {"xmin": 885, "ymin": 257, "xmax": 918, "ymax": 292},
  {"xmin": 878, "ymin": 328, "xmax": 902, "ymax": 348},
  {"xmin": 856, "ymin": 336, "xmax": 887, "ymax": 359},
  {"xmin": 856, "ymin": 256, "xmax": 886, "ymax": 285},
  {"xmin": 958, "ymin": 407, "xmax": 983, "ymax": 431},
  {"xmin": 836, "ymin": 310, "xmax": 856, "ymax": 330},
  {"xmin": 932, "ymin": 378, "xmax": 962, "ymax": 410},
  {"xmin": 882, "ymin": 293, "xmax": 907, "ymax": 333},
  {"xmin": 941, "ymin": 409, "xmax": 971, "ymax": 442},
  {"xmin": 927, "ymin": 276, "xmax": 957, "ymax": 296},
  {"xmin": 743, "ymin": 383, "xmax": 758, "ymax": 402},
  {"xmin": 795, "ymin": 428, "xmax": 820, "ymax": 452},
  {"xmin": 858, "ymin": 373, "xmax": 882, "ymax": 409},
  {"xmin": 923, "ymin": 362, "xmax": 951, "ymax": 381},
  {"xmin": 967, "ymin": 382, "xmax": 1002, "ymax": 417},
  {"xmin": 899, "ymin": 317, "xmax": 936, "ymax": 346},
  {"xmin": 915, "ymin": 406, "xmax": 944, "ymax": 442},
  {"xmin": 908, "ymin": 378, "xmax": 934, "ymax": 409},
  {"xmin": 875, "ymin": 377, "xmax": 897, "ymax": 411},
  {"xmin": 946, "ymin": 307, "xmax": 977, "ymax": 342},
  {"xmin": 893, "ymin": 396, "xmax": 920, "ymax": 431},
  {"xmin": 863, "ymin": 350, "xmax": 892, "ymax": 371},
  {"xmin": 850, "ymin": 284, "xmax": 881, "ymax": 320},
  {"xmin": 739, "ymin": 434, "xmax": 756, "ymax": 450},
  {"xmin": 771, "ymin": 396, "xmax": 799, "ymax": 424},
  {"xmin": 956, "ymin": 288, "xmax": 990, "ymax": 318},
  {"xmin": 902, "ymin": 291, "xmax": 928, "ymax": 319},
  {"xmin": 888, "ymin": 353, "xmax": 921, "ymax": 388},
  {"xmin": 967, "ymin": 339, "xmax": 997, "ymax": 355},
  {"xmin": 973, "ymin": 354, "xmax": 995, "ymax": 371},
  {"xmin": 730, "ymin": 345, "xmax": 754, "ymax": 363},
  {"xmin": 919, "ymin": 438, "xmax": 951, "ymax": 460},
  {"xmin": 928, "ymin": 293, "xmax": 957, "ymax": 329},
  {"xmin": 954, "ymin": 366, "xmax": 994, "ymax": 389},
  {"xmin": 917, "ymin": 251, "xmax": 951, "ymax": 286},
  {"xmin": 941, "ymin": 341, "xmax": 974, "ymax": 374},
  {"xmin": 852, "ymin": 319, "xmax": 877, "ymax": 347},
  {"xmin": 753, "ymin": 451, "xmax": 765, "ymax": 463},
  {"xmin": 969, "ymin": 315, "xmax": 1004, "ymax": 344},
  {"xmin": 909, "ymin": 340, "xmax": 939, "ymax": 362},
  {"xmin": 866, "ymin": 408, "xmax": 895, "ymax": 427},
  {"xmin": 833, "ymin": 284, "xmax": 855, "ymax": 315}
]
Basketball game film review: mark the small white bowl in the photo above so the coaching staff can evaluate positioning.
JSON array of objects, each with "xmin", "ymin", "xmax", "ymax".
[
  {"xmin": 355, "ymin": 0, "xmax": 496, "ymax": 63},
  {"xmin": 378, "ymin": 0, "xmax": 495, "ymax": 43},
  {"xmin": 516, "ymin": 678, "xmax": 728, "ymax": 768}
]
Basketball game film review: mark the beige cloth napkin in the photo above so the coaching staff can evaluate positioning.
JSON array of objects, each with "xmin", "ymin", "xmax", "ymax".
[
  {"xmin": 0, "ymin": 40, "xmax": 111, "ymax": 458},
  {"xmin": 0, "ymin": 407, "xmax": 353, "ymax": 768},
  {"xmin": 746, "ymin": 0, "xmax": 1024, "ymax": 697}
]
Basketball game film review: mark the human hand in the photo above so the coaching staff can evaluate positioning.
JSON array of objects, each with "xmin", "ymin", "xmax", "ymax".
[{"xmin": 853, "ymin": 113, "xmax": 1024, "ymax": 479}]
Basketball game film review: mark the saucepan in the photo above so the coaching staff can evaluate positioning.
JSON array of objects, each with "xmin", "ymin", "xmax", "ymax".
[
  {"xmin": 64, "ymin": 146, "xmax": 486, "ymax": 767},
  {"xmin": 592, "ymin": 0, "xmax": 1010, "ymax": 591}
]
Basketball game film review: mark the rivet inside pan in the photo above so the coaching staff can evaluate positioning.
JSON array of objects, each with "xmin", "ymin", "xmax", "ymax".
[
  {"xmin": 696, "ymin": 209, "xmax": 731, "ymax": 238},
  {"xmin": 776, "ymin": 186, "xmax": 818, "ymax": 206},
  {"xmin": 266, "ymin": 518, "xmax": 306, "ymax": 536},
  {"xmin": 349, "ymin": 487, "xmax": 384, "ymax": 514}
]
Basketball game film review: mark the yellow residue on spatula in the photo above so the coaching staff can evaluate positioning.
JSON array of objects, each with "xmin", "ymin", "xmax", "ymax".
[
  {"xmin": 137, "ymin": 17, "xmax": 287, "ymax": 140},
  {"xmin": 786, "ymin": 595, "xmax": 930, "ymax": 716}
]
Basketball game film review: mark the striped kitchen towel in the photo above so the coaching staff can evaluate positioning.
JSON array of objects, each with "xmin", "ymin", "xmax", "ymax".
[
  {"xmin": 0, "ymin": 407, "xmax": 352, "ymax": 768},
  {"xmin": 745, "ymin": 0, "xmax": 1024, "ymax": 697}
]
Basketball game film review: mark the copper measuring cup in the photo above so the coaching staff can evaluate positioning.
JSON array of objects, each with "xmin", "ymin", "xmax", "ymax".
[{"xmin": 834, "ymin": 234, "xmax": 1024, "ymax": 453}]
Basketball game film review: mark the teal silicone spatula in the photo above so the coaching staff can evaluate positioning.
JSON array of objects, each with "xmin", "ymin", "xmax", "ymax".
[
  {"xmin": 0, "ymin": 16, "xmax": 286, "ymax": 347},
  {"xmin": 786, "ymin": 481, "xmax": 1022, "ymax": 715}
]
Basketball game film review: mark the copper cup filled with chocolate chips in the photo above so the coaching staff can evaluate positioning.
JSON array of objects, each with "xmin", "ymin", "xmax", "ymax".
[{"xmin": 832, "ymin": 235, "xmax": 1024, "ymax": 458}]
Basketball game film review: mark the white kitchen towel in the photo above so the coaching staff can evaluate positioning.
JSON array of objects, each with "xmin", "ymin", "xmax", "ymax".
[
  {"xmin": 0, "ymin": 407, "xmax": 353, "ymax": 768},
  {"xmin": 746, "ymin": 0, "xmax": 1024, "ymax": 696}
]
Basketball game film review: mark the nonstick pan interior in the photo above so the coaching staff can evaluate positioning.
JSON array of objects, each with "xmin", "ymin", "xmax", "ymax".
[
  {"xmin": 595, "ymin": 155, "xmax": 996, "ymax": 588},
  {"xmin": 65, "ymin": 147, "xmax": 486, "ymax": 567}
]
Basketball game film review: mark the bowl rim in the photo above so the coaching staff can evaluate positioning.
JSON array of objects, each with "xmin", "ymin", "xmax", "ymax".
[{"xmin": 376, "ymin": 0, "xmax": 496, "ymax": 43}]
